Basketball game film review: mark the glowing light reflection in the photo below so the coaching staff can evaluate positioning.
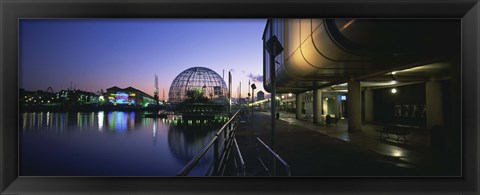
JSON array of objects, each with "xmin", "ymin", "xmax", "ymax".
[
  {"xmin": 46, "ymin": 112, "xmax": 50, "ymax": 126},
  {"xmin": 391, "ymin": 148, "xmax": 404, "ymax": 157},
  {"xmin": 153, "ymin": 120, "xmax": 157, "ymax": 140},
  {"xmin": 98, "ymin": 111, "xmax": 104, "ymax": 131}
]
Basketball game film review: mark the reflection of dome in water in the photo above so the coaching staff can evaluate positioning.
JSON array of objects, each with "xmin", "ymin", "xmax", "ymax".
[
  {"xmin": 167, "ymin": 123, "xmax": 216, "ymax": 164},
  {"xmin": 168, "ymin": 67, "xmax": 227, "ymax": 103}
]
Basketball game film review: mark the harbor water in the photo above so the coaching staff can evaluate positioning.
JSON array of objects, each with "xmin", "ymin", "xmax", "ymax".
[{"xmin": 19, "ymin": 111, "xmax": 227, "ymax": 176}]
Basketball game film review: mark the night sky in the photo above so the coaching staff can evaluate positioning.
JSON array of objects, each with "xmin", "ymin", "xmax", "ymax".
[{"xmin": 20, "ymin": 19, "xmax": 267, "ymax": 100}]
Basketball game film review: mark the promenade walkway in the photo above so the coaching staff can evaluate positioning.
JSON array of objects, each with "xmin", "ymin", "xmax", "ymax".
[{"xmin": 235, "ymin": 110, "xmax": 448, "ymax": 176}]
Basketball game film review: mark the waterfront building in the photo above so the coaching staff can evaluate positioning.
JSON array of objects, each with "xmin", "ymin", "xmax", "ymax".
[
  {"xmin": 20, "ymin": 88, "xmax": 99, "ymax": 106},
  {"xmin": 257, "ymin": 91, "xmax": 265, "ymax": 101},
  {"xmin": 279, "ymin": 93, "xmax": 296, "ymax": 113},
  {"xmin": 168, "ymin": 67, "xmax": 228, "ymax": 106},
  {"xmin": 106, "ymin": 86, "xmax": 156, "ymax": 107},
  {"xmin": 20, "ymin": 88, "xmax": 57, "ymax": 105},
  {"xmin": 58, "ymin": 89, "xmax": 99, "ymax": 105},
  {"xmin": 263, "ymin": 19, "xmax": 460, "ymax": 152}
]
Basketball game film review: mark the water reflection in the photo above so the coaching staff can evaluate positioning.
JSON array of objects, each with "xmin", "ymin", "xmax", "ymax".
[
  {"xmin": 20, "ymin": 111, "xmax": 230, "ymax": 175},
  {"xmin": 20, "ymin": 111, "xmax": 145, "ymax": 133},
  {"xmin": 107, "ymin": 112, "xmax": 130, "ymax": 132},
  {"xmin": 167, "ymin": 118, "xmax": 227, "ymax": 164},
  {"xmin": 153, "ymin": 119, "xmax": 157, "ymax": 143},
  {"xmin": 98, "ymin": 111, "xmax": 104, "ymax": 131}
]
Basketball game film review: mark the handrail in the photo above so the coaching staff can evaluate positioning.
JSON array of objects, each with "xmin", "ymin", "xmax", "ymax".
[
  {"xmin": 233, "ymin": 138, "xmax": 246, "ymax": 176},
  {"xmin": 256, "ymin": 137, "xmax": 291, "ymax": 176},
  {"xmin": 177, "ymin": 109, "xmax": 241, "ymax": 176}
]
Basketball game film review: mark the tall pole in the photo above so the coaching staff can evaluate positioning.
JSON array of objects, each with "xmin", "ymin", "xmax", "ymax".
[
  {"xmin": 228, "ymin": 71, "xmax": 232, "ymax": 114},
  {"xmin": 270, "ymin": 41, "xmax": 277, "ymax": 176},
  {"xmin": 251, "ymin": 88, "xmax": 254, "ymax": 132},
  {"xmin": 248, "ymin": 80, "xmax": 251, "ymax": 100},
  {"xmin": 248, "ymin": 80, "xmax": 251, "ymax": 113},
  {"xmin": 239, "ymin": 81, "xmax": 241, "ymax": 103},
  {"xmin": 264, "ymin": 24, "xmax": 286, "ymax": 176},
  {"xmin": 154, "ymin": 74, "xmax": 159, "ymax": 106}
]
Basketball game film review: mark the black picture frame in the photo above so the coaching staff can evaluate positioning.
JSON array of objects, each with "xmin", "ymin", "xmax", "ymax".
[{"xmin": 1, "ymin": 0, "xmax": 479, "ymax": 194}]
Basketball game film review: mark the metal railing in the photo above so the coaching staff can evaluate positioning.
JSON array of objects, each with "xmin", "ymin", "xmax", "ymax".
[
  {"xmin": 233, "ymin": 138, "xmax": 246, "ymax": 176},
  {"xmin": 177, "ymin": 109, "xmax": 244, "ymax": 176},
  {"xmin": 256, "ymin": 137, "xmax": 291, "ymax": 176}
]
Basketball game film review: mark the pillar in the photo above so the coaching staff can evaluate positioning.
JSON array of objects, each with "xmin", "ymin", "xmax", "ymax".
[
  {"xmin": 348, "ymin": 81, "xmax": 362, "ymax": 132},
  {"xmin": 336, "ymin": 94, "xmax": 342, "ymax": 118},
  {"xmin": 295, "ymin": 93, "xmax": 302, "ymax": 119},
  {"xmin": 426, "ymin": 81, "xmax": 443, "ymax": 129},
  {"xmin": 313, "ymin": 89, "xmax": 322, "ymax": 124},
  {"xmin": 364, "ymin": 89, "xmax": 374, "ymax": 123}
]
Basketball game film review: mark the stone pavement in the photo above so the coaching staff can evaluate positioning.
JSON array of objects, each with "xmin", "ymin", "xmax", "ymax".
[{"xmin": 235, "ymin": 110, "xmax": 455, "ymax": 176}]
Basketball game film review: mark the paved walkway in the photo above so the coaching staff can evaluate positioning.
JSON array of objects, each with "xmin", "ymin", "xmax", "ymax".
[
  {"xmin": 276, "ymin": 111, "xmax": 433, "ymax": 167},
  {"xmin": 235, "ymin": 110, "xmax": 451, "ymax": 176}
]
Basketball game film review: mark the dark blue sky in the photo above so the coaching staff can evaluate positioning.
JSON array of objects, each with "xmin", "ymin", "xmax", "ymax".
[{"xmin": 20, "ymin": 19, "xmax": 267, "ymax": 98}]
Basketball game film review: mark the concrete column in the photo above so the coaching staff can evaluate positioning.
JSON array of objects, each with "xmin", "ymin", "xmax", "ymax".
[
  {"xmin": 336, "ymin": 94, "xmax": 342, "ymax": 118},
  {"xmin": 364, "ymin": 89, "xmax": 374, "ymax": 123},
  {"xmin": 295, "ymin": 93, "xmax": 302, "ymax": 119},
  {"xmin": 313, "ymin": 89, "xmax": 322, "ymax": 124},
  {"xmin": 426, "ymin": 81, "xmax": 443, "ymax": 129},
  {"xmin": 348, "ymin": 81, "xmax": 362, "ymax": 132},
  {"xmin": 323, "ymin": 99, "xmax": 328, "ymax": 115}
]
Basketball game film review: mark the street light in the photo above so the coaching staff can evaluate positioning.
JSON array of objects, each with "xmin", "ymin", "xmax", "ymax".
[
  {"xmin": 251, "ymin": 83, "xmax": 256, "ymax": 132},
  {"xmin": 266, "ymin": 33, "xmax": 284, "ymax": 176}
]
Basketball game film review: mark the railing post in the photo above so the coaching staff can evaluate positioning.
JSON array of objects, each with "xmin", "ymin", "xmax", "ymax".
[
  {"xmin": 225, "ymin": 124, "xmax": 228, "ymax": 139},
  {"xmin": 272, "ymin": 151, "xmax": 277, "ymax": 176},
  {"xmin": 177, "ymin": 110, "xmax": 241, "ymax": 176},
  {"xmin": 214, "ymin": 139, "xmax": 219, "ymax": 175}
]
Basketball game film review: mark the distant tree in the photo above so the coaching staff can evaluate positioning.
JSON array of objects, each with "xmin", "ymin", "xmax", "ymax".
[{"xmin": 185, "ymin": 88, "xmax": 209, "ymax": 103}]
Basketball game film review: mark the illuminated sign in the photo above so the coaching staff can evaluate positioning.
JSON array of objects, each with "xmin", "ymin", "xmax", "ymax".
[{"xmin": 109, "ymin": 92, "xmax": 136, "ymax": 105}]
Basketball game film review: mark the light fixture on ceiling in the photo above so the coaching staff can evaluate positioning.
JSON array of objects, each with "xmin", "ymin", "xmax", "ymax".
[{"xmin": 391, "ymin": 88, "xmax": 397, "ymax": 94}]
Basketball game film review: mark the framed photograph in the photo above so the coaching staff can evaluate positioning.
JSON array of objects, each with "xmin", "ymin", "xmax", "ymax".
[{"xmin": 1, "ymin": 0, "xmax": 479, "ymax": 194}]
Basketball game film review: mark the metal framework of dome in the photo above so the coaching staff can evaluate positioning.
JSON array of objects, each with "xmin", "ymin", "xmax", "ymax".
[{"xmin": 168, "ymin": 67, "xmax": 227, "ymax": 103}]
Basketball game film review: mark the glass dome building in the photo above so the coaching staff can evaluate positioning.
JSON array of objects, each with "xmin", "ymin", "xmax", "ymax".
[{"xmin": 168, "ymin": 67, "xmax": 227, "ymax": 104}]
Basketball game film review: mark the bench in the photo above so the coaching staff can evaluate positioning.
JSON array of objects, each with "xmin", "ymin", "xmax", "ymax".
[
  {"xmin": 326, "ymin": 117, "xmax": 339, "ymax": 126},
  {"xmin": 376, "ymin": 125, "xmax": 413, "ymax": 142}
]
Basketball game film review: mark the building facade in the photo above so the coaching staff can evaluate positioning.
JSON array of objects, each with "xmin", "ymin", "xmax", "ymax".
[
  {"xmin": 106, "ymin": 86, "xmax": 156, "ymax": 107},
  {"xmin": 168, "ymin": 67, "xmax": 228, "ymax": 105},
  {"xmin": 256, "ymin": 91, "xmax": 265, "ymax": 101},
  {"xmin": 262, "ymin": 19, "xmax": 460, "ymax": 154}
]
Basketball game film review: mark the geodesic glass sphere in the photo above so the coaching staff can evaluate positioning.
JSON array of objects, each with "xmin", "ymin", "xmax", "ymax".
[{"xmin": 168, "ymin": 67, "xmax": 227, "ymax": 103}]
